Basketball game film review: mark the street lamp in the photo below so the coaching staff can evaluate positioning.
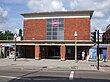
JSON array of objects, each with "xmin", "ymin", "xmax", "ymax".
[
  {"xmin": 14, "ymin": 34, "xmax": 17, "ymax": 61},
  {"xmin": 74, "ymin": 31, "xmax": 78, "ymax": 63}
]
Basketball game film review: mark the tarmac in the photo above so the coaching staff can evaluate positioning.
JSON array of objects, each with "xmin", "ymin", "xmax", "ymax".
[{"xmin": 0, "ymin": 58, "xmax": 110, "ymax": 72}]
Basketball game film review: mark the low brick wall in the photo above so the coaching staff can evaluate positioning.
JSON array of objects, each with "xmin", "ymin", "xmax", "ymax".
[
  {"xmin": 107, "ymin": 45, "xmax": 110, "ymax": 60},
  {"xmin": 60, "ymin": 44, "xmax": 66, "ymax": 60},
  {"xmin": 0, "ymin": 43, "xmax": 2, "ymax": 48}
]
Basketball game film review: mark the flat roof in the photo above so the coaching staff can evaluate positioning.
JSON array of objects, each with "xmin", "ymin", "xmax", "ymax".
[
  {"xmin": 0, "ymin": 40, "xmax": 94, "ymax": 46},
  {"xmin": 21, "ymin": 10, "xmax": 94, "ymax": 19}
]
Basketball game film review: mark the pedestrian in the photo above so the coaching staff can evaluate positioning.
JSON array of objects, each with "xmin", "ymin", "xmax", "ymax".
[
  {"xmin": 1, "ymin": 51, "xmax": 3, "ymax": 58},
  {"xmin": 103, "ymin": 55, "xmax": 107, "ymax": 62},
  {"xmin": 82, "ymin": 50, "xmax": 85, "ymax": 60}
]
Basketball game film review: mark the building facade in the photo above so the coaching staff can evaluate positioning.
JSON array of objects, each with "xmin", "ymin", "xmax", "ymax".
[
  {"xmin": 22, "ymin": 11, "xmax": 93, "ymax": 40},
  {"xmin": 20, "ymin": 10, "xmax": 94, "ymax": 60},
  {"xmin": 103, "ymin": 24, "xmax": 110, "ymax": 43},
  {"xmin": 0, "ymin": 10, "xmax": 95, "ymax": 60},
  {"xmin": 0, "ymin": 10, "xmax": 110, "ymax": 60},
  {"xmin": 102, "ymin": 24, "xmax": 110, "ymax": 60}
]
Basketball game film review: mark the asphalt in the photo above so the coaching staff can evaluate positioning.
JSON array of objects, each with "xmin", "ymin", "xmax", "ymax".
[{"xmin": 0, "ymin": 69, "xmax": 110, "ymax": 82}]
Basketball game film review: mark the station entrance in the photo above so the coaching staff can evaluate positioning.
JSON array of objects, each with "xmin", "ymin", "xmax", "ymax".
[
  {"xmin": 17, "ymin": 45, "xmax": 91, "ymax": 60},
  {"xmin": 66, "ymin": 46, "xmax": 75, "ymax": 59},
  {"xmin": 40, "ymin": 46, "xmax": 60, "ymax": 59},
  {"xmin": 18, "ymin": 45, "xmax": 35, "ymax": 58},
  {"xmin": 77, "ymin": 46, "xmax": 91, "ymax": 60},
  {"xmin": 66, "ymin": 46, "xmax": 91, "ymax": 60}
]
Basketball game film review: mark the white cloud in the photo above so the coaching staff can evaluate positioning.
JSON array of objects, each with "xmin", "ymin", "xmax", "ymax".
[
  {"xmin": 0, "ymin": 22, "xmax": 7, "ymax": 31},
  {"xmin": 0, "ymin": 7, "xmax": 8, "ymax": 17},
  {"xmin": 0, "ymin": 0, "xmax": 28, "ymax": 4},
  {"xmin": 27, "ymin": 0, "xmax": 110, "ymax": 19},
  {"xmin": 70, "ymin": 0, "xmax": 110, "ymax": 31},
  {"xmin": 93, "ymin": 11, "xmax": 105, "ymax": 18},
  {"xmin": 0, "ymin": 21, "xmax": 21, "ymax": 34},
  {"xmin": 91, "ymin": 19, "xmax": 108, "ymax": 31},
  {"xmin": 14, "ymin": 28, "xmax": 19, "ymax": 34},
  {"xmin": 1, "ymin": 0, "xmax": 110, "ymax": 32},
  {"xmin": 0, "ymin": 6, "xmax": 20, "ymax": 33},
  {"xmin": 0, "ymin": 7, "xmax": 8, "ymax": 32},
  {"xmin": 106, "ymin": 17, "xmax": 110, "ymax": 23},
  {"xmin": 0, "ymin": 7, "xmax": 8, "ymax": 26},
  {"xmin": 70, "ymin": 0, "xmax": 110, "ymax": 18},
  {"xmin": 27, "ymin": 0, "xmax": 66, "ymax": 12}
]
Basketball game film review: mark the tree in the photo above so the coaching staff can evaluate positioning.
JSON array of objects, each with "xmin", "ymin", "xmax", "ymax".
[
  {"xmin": 19, "ymin": 29, "xmax": 23, "ymax": 40},
  {"xmin": 0, "ymin": 31, "xmax": 3, "ymax": 40},
  {"xmin": 19, "ymin": 29, "xmax": 22, "ymax": 37},
  {"xmin": 0, "ymin": 30, "xmax": 14, "ymax": 40}
]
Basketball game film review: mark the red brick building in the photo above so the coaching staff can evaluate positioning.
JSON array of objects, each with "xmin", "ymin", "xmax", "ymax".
[
  {"xmin": 103, "ymin": 24, "xmax": 110, "ymax": 43},
  {"xmin": 22, "ymin": 11, "xmax": 93, "ymax": 40},
  {"xmin": 102, "ymin": 24, "xmax": 110, "ymax": 60},
  {"xmin": 20, "ymin": 10, "xmax": 94, "ymax": 60}
]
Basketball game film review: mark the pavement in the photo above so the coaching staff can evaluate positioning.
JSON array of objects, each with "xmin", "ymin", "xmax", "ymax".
[
  {"xmin": 0, "ymin": 58, "xmax": 110, "ymax": 72},
  {"xmin": 99, "ymin": 60, "xmax": 110, "ymax": 73},
  {"xmin": 0, "ymin": 58, "xmax": 110, "ymax": 82}
]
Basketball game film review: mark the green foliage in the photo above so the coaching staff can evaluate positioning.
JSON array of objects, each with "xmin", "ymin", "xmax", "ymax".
[
  {"xmin": 19, "ymin": 29, "xmax": 23, "ymax": 40},
  {"xmin": 19, "ymin": 29, "xmax": 22, "ymax": 37},
  {"xmin": 0, "ymin": 30, "xmax": 14, "ymax": 40}
]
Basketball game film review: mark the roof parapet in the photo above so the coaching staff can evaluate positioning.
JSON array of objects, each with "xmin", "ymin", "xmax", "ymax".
[{"xmin": 21, "ymin": 10, "xmax": 94, "ymax": 19}]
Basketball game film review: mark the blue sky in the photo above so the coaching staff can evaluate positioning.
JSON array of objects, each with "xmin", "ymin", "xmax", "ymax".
[{"xmin": 0, "ymin": 0, "xmax": 110, "ymax": 33}]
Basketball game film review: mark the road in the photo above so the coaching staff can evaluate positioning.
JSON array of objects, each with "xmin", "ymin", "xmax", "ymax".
[{"xmin": 0, "ymin": 67, "xmax": 110, "ymax": 82}]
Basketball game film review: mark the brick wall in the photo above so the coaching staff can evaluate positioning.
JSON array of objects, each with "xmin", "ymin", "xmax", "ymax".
[
  {"xmin": 107, "ymin": 45, "xmax": 110, "ymax": 60},
  {"xmin": 0, "ymin": 43, "xmax": 2, "ymax": 48},
  {"xmin": 35, "ymin": 45, "xmax": 40, "ymax": 59},
  {"xmin": 23, "ymin": 18, "xmax": 90, "ymax": 40},
  {"xmin": 24, "ymin": 19, "xmax": 46, "ymax": 40},
  {"xmin": 64, "ymin": 18, "xmax": 90, "ymax": 40},
  {"xmin": 60, "ymin": 44, "xmax": 66, "ymax": 60}
]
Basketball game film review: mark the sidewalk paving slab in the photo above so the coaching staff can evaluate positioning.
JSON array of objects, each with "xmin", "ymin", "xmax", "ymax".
[
  {"xmin": 0, "ymin": 58, "xmax": 98, "ymax": 71},
  {"xmin": 99, "ymin": 61, "xmax": 110, "ymax": 73}
]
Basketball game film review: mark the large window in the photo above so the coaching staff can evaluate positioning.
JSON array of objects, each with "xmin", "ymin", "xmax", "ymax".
[{"xmin": 46, "ymin": 18, "xmax": 64, "ymax": 40}]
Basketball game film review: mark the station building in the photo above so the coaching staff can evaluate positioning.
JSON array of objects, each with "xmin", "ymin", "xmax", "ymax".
[
  {"xmin": 19, "ymin": 10, "xmax": 94, "ymax": 60},
  {"xmin": 103, "ymin": 24, "xmax": 110, "ymax": 60},
  {"xmin": 0, "ymin": 10, "xmax": 110, "ymax": 60}
]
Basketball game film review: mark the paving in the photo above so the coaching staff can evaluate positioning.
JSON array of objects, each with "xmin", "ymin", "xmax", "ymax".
[
  {"xmin": 99, "ymin": 60, "xmax": 110, "ymax": 73},
  {"xmin": 0, "ymin": 58, "xmax": 110, "ymax": 82},
  {"xmin": 0, "ymin": 58, "xmax": 110, "ymax": 73},
  {"xmin": 0, "ymin": 58, "xmax": 97, "ymax": 71}
]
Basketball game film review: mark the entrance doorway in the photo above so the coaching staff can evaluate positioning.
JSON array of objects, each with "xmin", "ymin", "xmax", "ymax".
[
  {"xmin": 66, "ymin": 46, "xmax": 90, "ymax": 60},
  {"xmin": 18, "ymin": 46, "xmax": 35, "ymax": 58},
  {"xmin": 40, "ymin": 46, "xmax": 60, "ymax": 59},
  {"xmin": 66, "ymin": 46, "xmax": 75, "ymax": 59},
  {"xmin": 77, "ymin": 46, "xmax": 91, "ymax": 60}
]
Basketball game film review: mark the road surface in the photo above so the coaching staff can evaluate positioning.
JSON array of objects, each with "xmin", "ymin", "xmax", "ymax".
[{"xmin": 0, "ymin": 67, "xmax": 110, "ymax": 82}]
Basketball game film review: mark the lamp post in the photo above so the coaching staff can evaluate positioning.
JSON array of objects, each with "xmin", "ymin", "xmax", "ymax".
[
  {"xmin": 14, "ymin": 34, "xmax": 17, "ymax": 61},
  {"xmin": 74, "ymin": 31, "xmax": 78, "ymax": 63}
]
